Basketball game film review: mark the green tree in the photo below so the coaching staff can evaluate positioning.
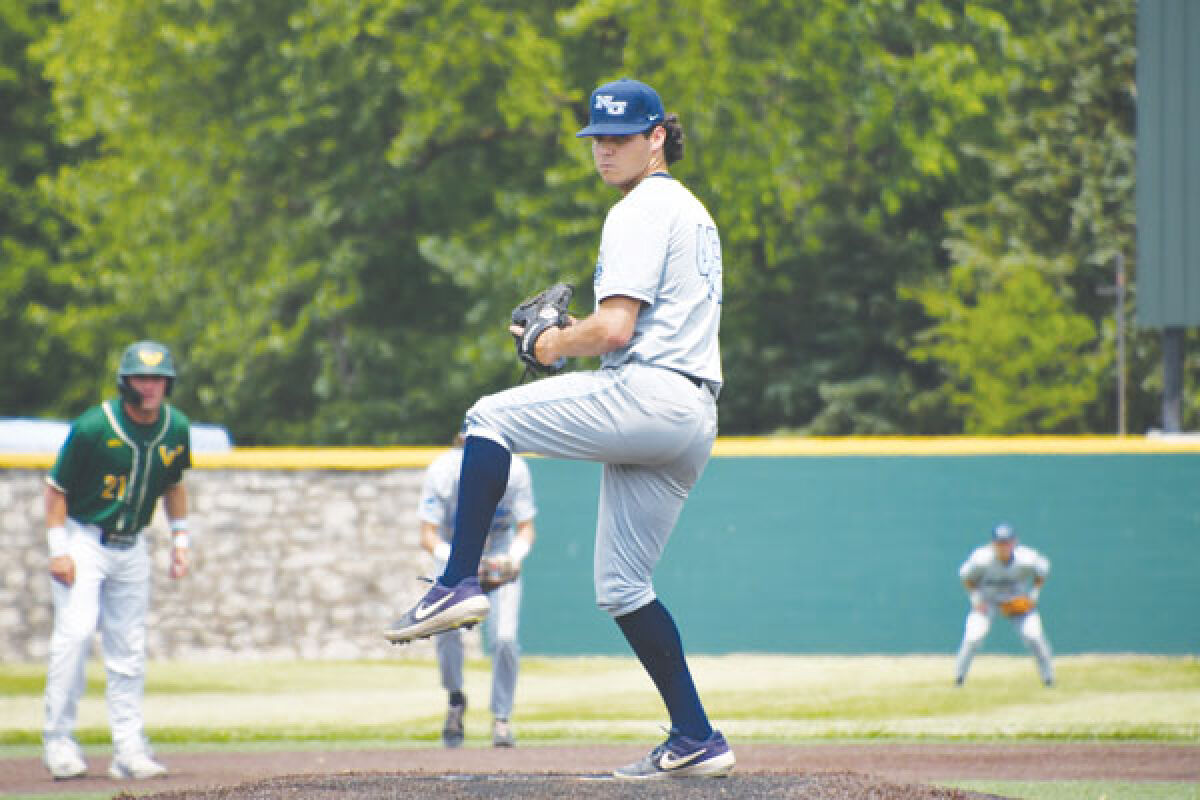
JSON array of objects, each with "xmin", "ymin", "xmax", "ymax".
[
  {"xmin": 906, "ymin": 0, "xmax": 1143, "ymax": 433},
  {"xmin": 0, "ymin": 2, "xmax": 96, "ymax": 415},
  {"xmin": 34, "ymin": 0, "xmax": 570, "ymax": 443},
  {"xmin": 909, "ymin": 254, "xmax": 1101, "ymax": 432},
  {"xmin": 431, "ymin": 0, "xmax": 1013, "ymax": 435},
  {"xmin": 17, "ymin": 0, "xmax": 1155, "ymax": 441}
]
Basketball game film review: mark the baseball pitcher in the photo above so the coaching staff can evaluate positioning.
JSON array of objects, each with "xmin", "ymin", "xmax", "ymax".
[
  {"xmin": 955, "ymin": 523, "xmax": 1055, "ymax": 687},
  {"xmin": 42, "ymin": 341, "xmax": 192, "ymax": 780},
  {"xmin": 386, "ymin": 78, "xmax": 734, "ymax": 779}
]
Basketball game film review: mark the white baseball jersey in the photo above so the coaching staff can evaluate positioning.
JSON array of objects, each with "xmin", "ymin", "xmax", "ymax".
[
  {"xmin": 959, "ymin": 544, "xmax": 1050, "ymax": 605},
  {"xmin": 465, "ymin": 168, "xmax": 722, "ymax": 617},
  {"xmin": 594, "ymin": 174, "xmax": 723, "ymax": 387},
  {"xmin": 418, "ymin": 449, "xmax": 535, "ymax": 556}
]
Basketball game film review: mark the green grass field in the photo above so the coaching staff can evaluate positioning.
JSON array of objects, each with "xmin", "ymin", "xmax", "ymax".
[{"xmin": 2, "ymin": 654, "xmax": 1197, "ymax": 799}]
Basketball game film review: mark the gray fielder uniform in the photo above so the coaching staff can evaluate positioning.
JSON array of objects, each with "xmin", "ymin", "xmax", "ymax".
[
  {"xmin": 465, "ymin": 173, "xmax": 722, "ymax": 617},
  {"xmin": 955, "ymin": 543, "xmax": 1054, "ymax": 685},
  {"xmin": 418, "ymin": 450, "xmax": 536, "ymax": 720}
]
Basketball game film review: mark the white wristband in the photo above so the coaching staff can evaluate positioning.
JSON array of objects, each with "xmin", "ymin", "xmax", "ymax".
[
  {"xmin": 433, "ymin": 540, "xmax": 451, "ymax": 562},
  {"xmin": 47, "ymin": 526, "xmax": 69, "ymax": 558},
  {"xmin": 968, "ymin": 590, "xmax": 982, "ymax": 607},
  {"xmin": 170, "ymin": 518, "xmax": 189, "ymax": 532},
  {"xmin": 171, "ymin": 532, "xmax": 190, "ymax": 549},
  {"xmin": 1030, "ymin": 586, "xmax": 1041, "ymax": 602},
  {"xmin": 509, "ymin": 537, "xmax": 531, "ymax": 567}
]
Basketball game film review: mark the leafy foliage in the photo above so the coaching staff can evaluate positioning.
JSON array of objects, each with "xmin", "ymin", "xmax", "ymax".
[
  {"xmin": 0, "ymin": 0, "xmax": 1178, "ymax": 442},
  {"xmin": 905, "ymin": 0, "xmax": 1163, "ymax": 432}
]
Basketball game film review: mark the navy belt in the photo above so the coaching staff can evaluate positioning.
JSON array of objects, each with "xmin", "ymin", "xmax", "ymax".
[
  {"xmin": 666, "ymin": 368, "xmax": 717, "ymax": 398},
  {"xmin": 100, "ymin": 529, "xmax": 138, "ymax": 550},
  {"xmin": 664, "ymin": 367, "xmax": 703, "ymax": 388}
]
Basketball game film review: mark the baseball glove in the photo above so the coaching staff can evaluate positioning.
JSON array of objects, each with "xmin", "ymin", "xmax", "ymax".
[
  {"xmin": 478, "ymin": 555, "xmax": 519, "ymax": 593},
  {"xmin": 999, "ymin": 595, "xmax": 1036, "ymax": 616},
  {"xmin": 511, "ymin": 282, "xmax": 573, "ymax": 374}
]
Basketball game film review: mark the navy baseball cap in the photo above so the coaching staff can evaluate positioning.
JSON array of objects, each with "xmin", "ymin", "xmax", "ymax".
[
  {"xmin": 576, "ymin": 78, "xmax": 665, "ymax": 137},
  {"xmin": 991, "ymin": 523, "xmax": 1016, "ymax": 542}
]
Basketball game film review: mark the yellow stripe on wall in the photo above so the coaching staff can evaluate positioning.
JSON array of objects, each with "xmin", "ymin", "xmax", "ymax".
[
  {"xmin": 192, "ymin": 447, "xmax": 451, "ymax": 469},
  {"xmin": 711, "ymin": 435, "xmax": 1200, "ymax": 457},
  {"xmin": 0, "ymin": 447, "xmax": 451, "ymax": 470},
  {"xmin": 3, "ymin": 436, "xmax": 1199, "ymax": 470}
]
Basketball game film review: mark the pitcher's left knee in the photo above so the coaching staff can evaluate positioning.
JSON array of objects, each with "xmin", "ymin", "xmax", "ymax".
[{"xmin": 595, "ymin": 580, "xmax": 655, "ymax": 618}]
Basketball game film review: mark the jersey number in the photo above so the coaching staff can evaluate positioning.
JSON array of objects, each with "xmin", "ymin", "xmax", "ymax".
[
  {"xmin": 695, "ymin": 224, "xmax": 723, "ymax": 304},
  {"xmin": 101, "ymin": 474, "xmax": 128, "ymax": 501}
]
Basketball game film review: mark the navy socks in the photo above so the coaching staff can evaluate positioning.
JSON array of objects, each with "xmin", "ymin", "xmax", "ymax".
[
  {"xmin": 440, "ymin": 435, "xmax": 511, "ymax": 587},
  {"xmin": 615, "ymin": 599, "xmax": 714, "ymax": 741}
]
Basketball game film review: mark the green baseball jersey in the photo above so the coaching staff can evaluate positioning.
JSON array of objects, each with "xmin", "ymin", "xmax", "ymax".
[{"xmin": 48, "ymin": 398, "xmax": 192, "ymax": 536}]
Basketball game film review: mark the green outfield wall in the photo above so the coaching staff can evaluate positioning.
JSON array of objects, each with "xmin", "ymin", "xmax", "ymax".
[
  {"xmin": 520, "ymin": 443, "xmax": 1200, "ymax": 656},
  {"xmin": 4, "ymin": 437, "xmax": 1197, "ymax": 659}
]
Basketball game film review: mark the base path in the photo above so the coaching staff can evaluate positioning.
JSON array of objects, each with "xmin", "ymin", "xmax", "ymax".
[{"xmin": 2, "ymin": 743, "xmax": 1196, "ymax": 798}]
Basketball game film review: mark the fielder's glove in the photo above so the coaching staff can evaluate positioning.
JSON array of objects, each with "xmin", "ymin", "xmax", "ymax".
[
  {"xmin": 478, "ymin": 555, "xmax": 520, "ymax": 593},
  {"xmin": 511, "ymin": 283, "xmax": 573, "ymax": 374},
  {"xmin": 999, "ymin": 596, "xmax": 1036, "ymax": 616}
]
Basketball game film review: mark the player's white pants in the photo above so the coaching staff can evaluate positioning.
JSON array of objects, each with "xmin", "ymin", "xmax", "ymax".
[
  {"xmin": 465, "ymin": 363, "xmax": 717, "ymax": 617},
  {"xmin": 435, "ymin": 576, "xmax": 522, "ymax": 719},
  {"xmin": 954, "ymin": 607, "xmax": 1055, "ymax": 685},
  {"xmin": 43, "ymin": 520, "xmax": 151, "ymax": 755}
]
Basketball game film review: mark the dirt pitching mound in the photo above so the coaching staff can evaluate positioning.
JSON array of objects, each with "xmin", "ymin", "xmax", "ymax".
[{"xmin": 116, "ymin": 771, "xmax": 1005, "ymax": 800}]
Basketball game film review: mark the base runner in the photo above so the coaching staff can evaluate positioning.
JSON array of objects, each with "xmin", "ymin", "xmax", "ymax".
[{"xmin": 41, "ymin": 340, "xmax": 193, "ymax": 780}]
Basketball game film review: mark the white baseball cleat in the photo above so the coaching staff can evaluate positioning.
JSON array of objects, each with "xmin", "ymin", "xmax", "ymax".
[
  {"xmin": 613, "ymin": 729, "xmax": 735, "ymax": 779},
  {"xmin": 108, "ymin": 750, "xmax": 168, "ymax": 779},
  {"xmin": 492, "ymin": 717, "xmax": 516, "ymax": 748},
  {"xmin": 43, "ymin": 738, "xmax": 87, "ymax": 780}
]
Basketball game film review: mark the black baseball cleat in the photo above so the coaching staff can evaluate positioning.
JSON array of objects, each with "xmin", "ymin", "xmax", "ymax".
[
  {"xmin": 442, "ymin": 695, "xmax": 466, "ymax": 749},
  {"xmin": 384, "ymin": 577, "xmax": 490, "ymax": 645}
]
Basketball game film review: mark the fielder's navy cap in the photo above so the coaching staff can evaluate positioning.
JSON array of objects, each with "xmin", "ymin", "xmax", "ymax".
[
  {"xmin": 576, "ymin": 78, "xmax": 665, "ymax": 137},
  {"xmin": 991, "ymin": 523, "xmax": 1016, "ymax": 542}
]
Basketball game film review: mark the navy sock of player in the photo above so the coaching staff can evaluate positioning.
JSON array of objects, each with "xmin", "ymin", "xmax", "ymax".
[
  {"xmin": 440, "ymin": 435, "xmax": 511, "ymax": 588},
  {"xmin": 615, "ymin": 599, "xmax": 714, "ymax": 742}
]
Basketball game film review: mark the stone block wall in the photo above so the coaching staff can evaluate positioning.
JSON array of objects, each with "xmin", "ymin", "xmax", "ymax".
[{"xmin": 0, "ymin": 465, "xmax": 472, "ymax": 662}]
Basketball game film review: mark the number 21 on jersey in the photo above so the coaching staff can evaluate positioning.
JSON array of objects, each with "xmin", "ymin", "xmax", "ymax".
[{"xmin": 101, "ymin": 474, "xmax": 128, "ymax": 500}]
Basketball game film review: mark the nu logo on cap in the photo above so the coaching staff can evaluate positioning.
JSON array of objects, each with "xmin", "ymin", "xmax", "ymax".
[{"xmin": 594, "ymin": 95, "xmax": 628, "ymax": 115}]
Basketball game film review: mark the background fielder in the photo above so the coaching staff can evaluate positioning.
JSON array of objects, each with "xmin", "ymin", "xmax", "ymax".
[
  {"xmin": 42, "ymin": 340, "xmax": 193, "ymax": 781},
  {"xmin": 418, "ymin": 437, "xmax": 536, "ymax": 748},
  {"xmin": 955, "ymin": 523, "xmax": 1054, "ymax": 687}
]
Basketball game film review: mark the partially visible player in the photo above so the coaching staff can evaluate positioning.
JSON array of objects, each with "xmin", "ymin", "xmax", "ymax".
[
  {"xmin": 955, "ymin": 523, "xmax": 1054, "ymax": 687},
  {"xmin": 42, "ymin": 340, "xmax": 192, "ymax": 781},
  {"xmin": 386, "ymin": 77, "xmax": 733, "ymax": 779},
  {"xmin": 418, "ymin": 435, "xmax": 536, "ymax": 748}
]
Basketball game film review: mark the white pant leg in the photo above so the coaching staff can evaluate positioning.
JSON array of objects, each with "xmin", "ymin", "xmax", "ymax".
[
  {"xmin": 954, "ymin": 608, "xmax": 993, "ymax": 682},
  {"xmin": 466, "ymin": 364, "xmax": 716, "ymax": 618},
  {"xmin": 435, "ymin": 628, "xmax": 465, "ymax": 694},
  {"xmin": 43, "ymin": 528, "xmax": 107, "ymax": 745},
  {"xmin": 593, "ymin": 462, "xmax": 691, "ymax": 615},
  {"xmin": 465, "ymin": 364, "xmax": 714, "ymax": 468},
  {"xmin": 1015, "ymin": 611, "xmax": 1055, "ymax": 684},
  {"xmin": 485, "ymin": 578, "xmax": 521, "ymax": 720},
  {"xmin": 98, "ymin": 540, "xmax": 150, "ymax": 755}
]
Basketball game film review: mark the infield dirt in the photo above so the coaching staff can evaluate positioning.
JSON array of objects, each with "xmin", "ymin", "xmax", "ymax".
[{"xmin": 3, "ymin": 742, "xmax": 1198, "ymax": 799}]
